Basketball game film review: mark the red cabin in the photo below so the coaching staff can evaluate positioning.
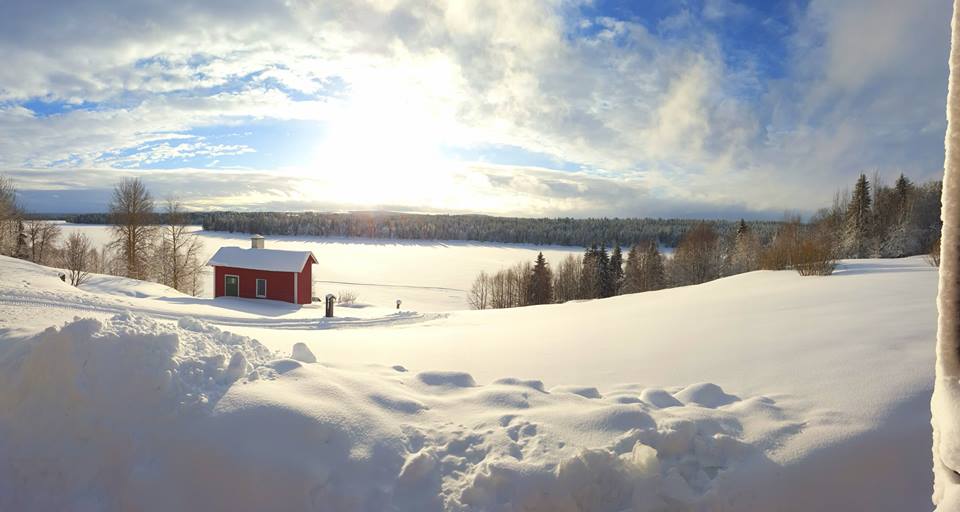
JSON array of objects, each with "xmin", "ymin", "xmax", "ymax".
[{"xmin": 206, "ymin": 235, "xmax": 317, "ymax": 305}]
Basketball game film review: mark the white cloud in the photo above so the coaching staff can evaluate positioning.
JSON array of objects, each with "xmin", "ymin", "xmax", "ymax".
[{"xmin": 0, "ymin": 0, "xmax": 952, "ymax": 217}]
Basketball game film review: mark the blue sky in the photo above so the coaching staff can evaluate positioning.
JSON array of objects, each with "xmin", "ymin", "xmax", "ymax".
[{"xmin": 0, "ymin": 0, "xmax": 951, "ymax": 218}]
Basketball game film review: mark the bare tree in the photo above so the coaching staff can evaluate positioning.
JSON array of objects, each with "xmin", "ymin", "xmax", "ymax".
[
  {"xmin": 156, "ymin": 199, "xmax": 204, "ymax": 294},
  {"xmin": 61, "ymin": 232, "xmax": 92, "ymax": 286},
  {"xmin": 468, "ymin": 271, "xmax": 490, "ymax": 310},
  {"xmin": 552, "ymin": 254, "xmax": 582, "ymax": 303},
  {"xmin": 669, "ymin": 223, "xmax": 721, "ymax": 286},
  {"xmin": 0, "ymin": 175, "xmax": 21, "ymax": 256},
  {"xmin": 108, "ymin": 177, "xmax": 156, "ymax": 280},
  {"xmin": 24, "ymin": 220, "xmax": 61, "ymax": 264}
]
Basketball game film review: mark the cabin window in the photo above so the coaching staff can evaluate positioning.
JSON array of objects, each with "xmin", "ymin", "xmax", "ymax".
[{"xmin": 256, "ymin": 278, "xmax": 267, "ymax": 298}]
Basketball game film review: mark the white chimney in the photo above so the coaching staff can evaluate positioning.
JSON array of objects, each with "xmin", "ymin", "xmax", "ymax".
[{"xmin": 251, "ymin": 234, "xmax": 265, "ymax": 249}]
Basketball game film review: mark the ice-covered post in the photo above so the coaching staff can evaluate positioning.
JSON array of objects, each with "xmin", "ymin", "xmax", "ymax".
[{"xmin": 933, "ymin": 0, "xmax": 960, "ymax": 507}]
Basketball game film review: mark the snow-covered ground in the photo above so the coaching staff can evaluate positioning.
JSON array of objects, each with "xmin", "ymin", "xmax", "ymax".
[
  {"xmin": 0, "ymin": 255, "xmax": 937, "ymax": 510},
  {"xmin": 56, "ymin": 223, "xmax": 586, "ymax": 310}
]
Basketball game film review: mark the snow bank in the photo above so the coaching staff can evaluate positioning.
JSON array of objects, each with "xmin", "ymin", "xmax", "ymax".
[
  {"xmin": 0, "ymin": 314, "xmax": 275, "ymax": 510},
  {"xmin": 0, "ymin": 315, "xmax": 797, "ymax": 511}
]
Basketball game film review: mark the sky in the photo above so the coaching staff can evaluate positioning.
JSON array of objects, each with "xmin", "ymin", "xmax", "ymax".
[{"xmin": 0, "ymin": 0, "xmax": 952, "ymax": 218}]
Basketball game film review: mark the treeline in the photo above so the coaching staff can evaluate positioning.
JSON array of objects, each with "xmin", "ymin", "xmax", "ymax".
[
  {"xmin": 35, "ymin": 211, "xmax": 211, "ymax": 226},
  {"xmin": 470, "ymin": 173, "xmax": 943, "ymax": 310},
  {"xmin": 0, "ymin": 175, "xmax": 205, "ymax": 295},
  {"xmin": 470, "ymin": 224, "xmax": 760, "ymax": 310},
  {"xmin": 195, "ymin": 211, "xmax": 782, "ymax": 248},
  {"xmin": 817, "ymin": 173, "xmax": 941, "ymax": 259}
]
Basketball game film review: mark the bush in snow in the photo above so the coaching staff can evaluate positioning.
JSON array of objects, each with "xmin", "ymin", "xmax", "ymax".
[
  {"xmin": 794, "ymin": 239, "xmax": 837, "ymax": 276},
  {"xmin": 337, "ymin": 290, "xmax": 358, "ymax": 305}
]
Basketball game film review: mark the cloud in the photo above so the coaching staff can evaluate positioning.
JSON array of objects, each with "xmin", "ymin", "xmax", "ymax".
[
  {"xmin": 0, "ymin": 0, "xmax": 952, "ymax": 218},
  {"xmin": 4, "ymin": 164, "xmax": 781, "ymax": 220}
]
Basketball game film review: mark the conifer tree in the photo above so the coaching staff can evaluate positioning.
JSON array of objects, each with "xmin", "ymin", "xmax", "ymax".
[
  {"xmin": 736, "ymin": 219, "xmax": 748, "ymax": 239},
  {"xmin": 623, "ymin": 243, "xmax": 642, "ymax": 294},
  {"xmin": 597, "ymin": 245, "xmax": 614, "ymax": 298},
  {"xmin": 843, "ymin": 173, "xmax": 873, "ymax": 257},
  {"xmin": 729, "ymin": 220, "xmax": 760, "ymax": 274},
  {"xmin": 609, "ymin": 243, "xmax": 624, "ymax": 295},
  {"xmin": 579, "ymin": 245, "xmax": 600, "ymax": 299},
  {"xmin": 527, "ymin": 252, "xmax": 553, "ymax": 305},
  {"xmin": 894, "ymin": 173, "xmax": 914, "ymax": 218}
]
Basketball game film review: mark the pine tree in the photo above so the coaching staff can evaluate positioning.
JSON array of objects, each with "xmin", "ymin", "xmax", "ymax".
[
  {"xmin": 882, "ymin": 173, "xmax": 919, "ymax": 257},
  {"xmin": 894, "ymin": 173, "xmax": 913, "ymax": 217},
  {"xmin": 729, "ymin": 220, "xmax": 759, "ymax": 274},
  {"xmin": 639, "ymin": 241, "xmax": 665, "ymax": 291},
  {"xmin": 527, "ymin": 252, "xmax": 553, "ymax": 305},
  {"xmin": 609, "ymin": 243, "xmax": 624, "ymax": 295},
  {"xmin": 623, "ymin": 243, "xmax": 642, "ymax": 294},
  {"xmin": 579, "ymin": 245, "xmax": 600, "ymax": 299},
  {"xmin": 843, "ymin": 173, "xmax": 873, "ymax": 257},
  {"xmin": 736, "ymin": 219, "xmax": 748, "ymax": 239},
  {"xmin": 597, "ymin": 245, "xmax": 614, "ymax": 298}
]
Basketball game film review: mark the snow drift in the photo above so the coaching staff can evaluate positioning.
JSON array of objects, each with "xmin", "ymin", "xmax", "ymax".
[{"xmin": 0, "ymin": 313, "xmax": 800, "ymax": 511}]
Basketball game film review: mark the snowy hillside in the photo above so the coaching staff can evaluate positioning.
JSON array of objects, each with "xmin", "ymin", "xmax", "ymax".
[{"xmin": 0, "ymin": 255, "xmax": 937, "ymax": 510}]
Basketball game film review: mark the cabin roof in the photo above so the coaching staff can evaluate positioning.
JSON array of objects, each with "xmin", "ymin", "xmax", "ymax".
[{"xmin": 206, "ymin": 246, "xmax": 317, "ymax": 273}]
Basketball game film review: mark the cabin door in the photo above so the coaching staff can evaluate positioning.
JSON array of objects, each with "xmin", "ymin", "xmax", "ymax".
[{"xmin": 224, "ymin": 275, "xmax": 239, "ymax": 297}]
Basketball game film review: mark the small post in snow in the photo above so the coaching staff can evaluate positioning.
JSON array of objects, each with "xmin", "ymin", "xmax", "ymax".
[
  {"xmin": 325, "ymin": 294, "xmax": 336, "ymax": 318},
  {"xmin": 396, "ymin": 299, "xmax": 402, "ymax": 310}
]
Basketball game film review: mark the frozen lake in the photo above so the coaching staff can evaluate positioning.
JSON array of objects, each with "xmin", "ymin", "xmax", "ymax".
[{"xmin": 55, "ymin": 223, "xmax": 586, "ymax": 311}]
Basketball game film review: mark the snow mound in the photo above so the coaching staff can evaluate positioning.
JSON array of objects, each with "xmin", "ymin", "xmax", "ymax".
[
  {"xmin": 0, "ymin": 315, "xmax": 801, "ymax": 510},
  {"xmin": 675, "ymin": 382, "xmax": 740, "ymax": 408},
  {"xmin": 291, "ymin": 341, "xmax": 317, "ymax": 363},
  {"xmin": 416, "ymin": 370, "xmax": 477, "ymax": 387},
  {"xmin": 551, "ymin": 384, "xmax": 603, "ymax": 399},
  {"xmin": 639, "ymin": 388, "xmax": 683, "ymax": 409}
]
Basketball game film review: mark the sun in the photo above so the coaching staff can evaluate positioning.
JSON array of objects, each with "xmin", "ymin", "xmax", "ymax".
[{"xmin": 308, "ymin": 72, "xmax": 462, "ymax": 209}]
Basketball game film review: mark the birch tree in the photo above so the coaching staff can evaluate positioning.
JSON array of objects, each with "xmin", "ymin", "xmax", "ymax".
[
  {"xmin": 108, "ymin": 178, "xmax": 156, "ymax": 280},
  {"xmin": 468, "ymin": 271, "xmax": 490, "ymax": 310},
  {"xmin": 60, "ymin": 232, "xmax": 92, "ymax": 286},
  {"xmin": 25, "ymin": 220, "xmax": 61, "ymax": 264},
  {"xmin": 156, "ymin": 199, "xmax": 204, "ymax": 295}
]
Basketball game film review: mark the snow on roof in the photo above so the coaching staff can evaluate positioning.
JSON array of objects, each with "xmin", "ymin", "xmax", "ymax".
[{"xmin": 206, "ymin": 246, "xmax": 317, "ymax": 273}]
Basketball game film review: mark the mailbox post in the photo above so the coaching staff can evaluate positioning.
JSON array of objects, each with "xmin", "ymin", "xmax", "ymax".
[{"xmin": 325, "ymin": 294, "xmax": 336, "ymax": 318}]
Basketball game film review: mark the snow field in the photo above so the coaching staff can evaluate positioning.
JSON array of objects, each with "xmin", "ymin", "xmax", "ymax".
[
  {"xmin": 0, "ymin": 313, "xmax": 796, "ymax": 511},
  {"xmin": 55, "ymin": 223, "xmax": 586, "ymax": 309},
  {"xmin": 0, "ymin": 254, "xmax": 940, "ymax": 510}
]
